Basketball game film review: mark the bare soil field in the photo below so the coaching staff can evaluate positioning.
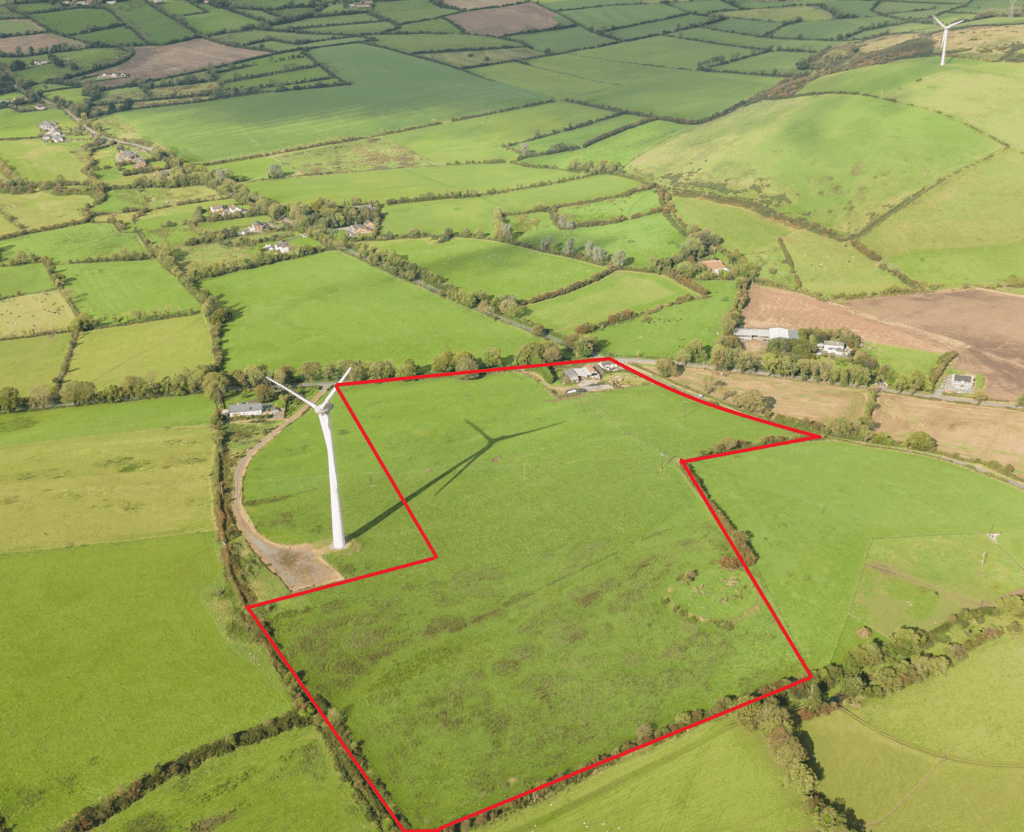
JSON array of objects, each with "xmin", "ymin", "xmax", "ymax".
[
  {"xmin": 444, "ymin": 0, "xmax": 522, "ymax": 8},
  {"xmin": 677, "ymin": 366, "xmax": 868, "ymax": 424},
  {"xmin": 0, "ymin": 33, "xmax": 83, "ymax": 54},
  {"xmin": 448, "ymin": 2, "xmax": 559, "ymax": 35},
  {"xmin": 101, "ymin": 39, "xmax": 267, "ymax": 82},
  {"xmin": 846, "ymin": 289, "xmax": 1024, "ymax": 401},
  {"xmin": 876, "ymin": 393, "xmax": 1024, "ymax": 469}
]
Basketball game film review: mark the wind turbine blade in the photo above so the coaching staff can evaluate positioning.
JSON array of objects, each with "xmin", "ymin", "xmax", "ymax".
[
  {"xmin": 950, "ymin": 19, "xmax": 964, "ymax": 25},
  {"xmin": 265, "ymin": 376, "xmax": 318, "ymax": 408},
  {"xmin": 932, "ymin": 15, "xmax": 944, "ymax": 25},
  {"xmin": 323, "ymin": 367, "xmax": 352, "ymax": 403}
]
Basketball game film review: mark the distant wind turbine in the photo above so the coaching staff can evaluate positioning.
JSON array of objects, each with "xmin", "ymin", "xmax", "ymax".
[
  {"xmin": 933, "ymin": 16, "xmax": 964, "ymax": 66},
  {"xmin": 265, "ymin": 368, "xmax": 351, "ymax": 549}
]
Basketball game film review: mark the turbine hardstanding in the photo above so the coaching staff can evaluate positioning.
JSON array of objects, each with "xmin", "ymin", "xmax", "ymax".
[{"xmin": 265, "ymin": 368, "xmax": 351, "ymax": 550}]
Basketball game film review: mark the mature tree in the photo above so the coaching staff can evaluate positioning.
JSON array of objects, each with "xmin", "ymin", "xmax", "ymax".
[
  {"xmin": 611, "ymin": 249, "xmax": 627, "ymax": 267},
  {"xmin": 454, "ymin": 352, "xmax": 480, "ymax": 377},
  {"xmin": 530, "ymin": 323, "xmax": 547, "ymax": 337},
  {"xmin": 301, "ymin": 361, "xmax": 323, "ymax": 381},
  {"xmin": 268, "ymin": 163, "xmax": 283, "ymax": 179},
  {"xmin": 0, "ymin": 386, "xmax": 25, "ymax": 412},
  {"xmin": 561, "ymin": 237, "xmax": 575, "ymax": 257},
  {"xmin": 254, "ymin": 382, "xmax": 276, "ymax": 403},
  {"xmin": 481, "ymin": 346, "xmax": 502, "ymax": 368},
  {"xmin": 827, "ymin": 416, "xmax": 857, "ymax": 438},
  {"xmin": 656, "ymin": 357, "xmax": 675, "ymax": 377},
  {"xmin": 367, "ymin": 360, "xmax": 395, "ymax": 380},
  {"xmin": 542, "ymin": 343, "xmax": 563, "ymax": 363},
  {"xmin": 697, "ymin": 374, "xmax": 720, "ymax": 398},
  {"xmin": 398, "ymin": 358, "xmax": 417, "ymax": 377},
  {"xmin": 202, "ymin": 371, "xmax": 232, "ymax": 403},
  {"xmin": 60, "ymin": 380, "xmax": 97, "ymax": 406},
  {"xmin": 515, "ymin": 340, "xmax": 546, "ymax": 365},
  {"xmin": 573, "ymin": 334, "xmax": 597, "ymax": 358},
  {"xmin": 431, "ymin": 349, "xmax": 455, "ymax": 373},
  {"xmin": 905, "ymin": 430, "xmax": 937, "ymax": 452}
]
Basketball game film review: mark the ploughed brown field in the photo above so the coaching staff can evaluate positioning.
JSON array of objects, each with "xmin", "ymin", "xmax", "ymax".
[
  {"xmin": 876, "ymin": 393, "xmax": 1024, "ymax": 469},
  {"xmin": 676, "ymin": 367, "xmax": 868, "ymax": 425},
  {"xmin": 448, "ymin": 2, "xmax": 560, "ymax": 35},
  {"xmin": 100, "ymin": 39, "xmax": 268, "ymax": 82},
  {"xmin": 0, "ymin": 33, "xmax": 83, "ymax": 52},
  {"xmin": 845, "ymin": 289, "xmax": 1024, "ymax": 402},
  {"xmin": 743, "ymin": 286, "xmax": 1024, "ymax": 400}
]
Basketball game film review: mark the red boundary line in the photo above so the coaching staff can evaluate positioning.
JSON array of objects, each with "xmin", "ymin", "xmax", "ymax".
[{"xmin": 245, "ymin": 358, "xmax": 819, "ymax": 831}]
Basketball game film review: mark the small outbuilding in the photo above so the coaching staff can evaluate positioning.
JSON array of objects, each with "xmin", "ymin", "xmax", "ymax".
[
  {"xmin": 700, "ymin": 259, "xmax": 730, "ymax": 275},
  {"xmin": 222, "ymin": 401, "xmax": 282, "ymax": 418}
]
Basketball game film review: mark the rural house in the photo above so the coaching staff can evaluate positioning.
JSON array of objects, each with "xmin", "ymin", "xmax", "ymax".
[
  {"xmin": 816, "ymin": 340, "xmax": 851, "ymax": 357},
  {"xmin": 264, "ymin": 240, "xmax": 291, "ymax": 253},
  {"xmin": 211, "ymin": 204, "xmax": 244, "ymax": 216},
  {"xmin": 700, "ymin": 259, "xmax": 730, "ymax": 275},
  {"xmin": 116, "ymin": 148, "xmax": 141, "ymax": 164},
  {"xmin": 222, "ymin": 402, "xmax": 283, "ymax": 418},
  {"xmin": 244, "ymin": 220, "xmax": 271, "ymax": 234},
  {"xmin": 946, "ymin": 374, "xmax": 976, "ymax": 393},
  {"xmin": 595, "ymin": 360, "xmax": 618, "ymax": 373},
  {"xmin": 735, "ymin": 327, "xmax": 798, "ymax": 342},
  {"xmin": 341, "ymin": 220, "xmax": 377, "ymax": 237}
]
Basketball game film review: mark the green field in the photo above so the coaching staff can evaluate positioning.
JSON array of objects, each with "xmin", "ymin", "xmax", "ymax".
[
  {"xmin": 887, "ymin": 240, "xmax": 1024, "ymax": 289},
  {"xmin": 110, "ymin": 0, "xmax": 193, "ymax": 41},
  {"xmin": 801, "ymin": 57, "xmax": 1024, "ymax": 152},
  {"xmin": 246, "ymin": 162, "xmax": 566, "ymax": 205},
  {"xmin": 862, "ymin": 342, "xmax": 941, "ymax": 378},
  {"xmin": 783, "ymin": 228, "xmax": 900, "ymax": 295},
  {"xmin": 531, "ymin": 270, "xmax": 692, "ymax": 331},
  {"xmin": 374, "ymin": 237, "xmax": 602, "ymax": 297},
  {"xmin": 0, "ymin": 138, "xmax": 87, "ymax": 181},
  {"xmin": 864, "ymin": 148, "xmax": 1024, "ymax": 263},
  {"xmin": 96, "ymin": 726, "xmax": 376, "ymax": 832},
  {"xmin": 33, "ymin": 7, "xmax": 120, "ymax": 34},
  {"xmin": 68, "ymin": 315, "xmax": 212, "ymax": 387},
  {"xmin": 635, "ymin": 94, "xmax": 999, "ymax": 234},
  {"xmin": 491, "ymin": 719, "xmax": 809, "ymax": 832},
  {"xmin": 514, "ymin": 211, "xmax": 686, "ymax": 266},
  {"xmin": 3, "ymin": 222, "xmax": 146, "ymax": 262},
  {"xmin": 0, "ymin": 533, "xmax": 291, "ymax": 832},
  {"xmin": 248, "ymin": 372, "xmax": 804, "ymax": 825},
  {"xmin": 0, "ymin": 262, "xmax": 52, "ymax": 296},
  {"xmin": 63, "ymin": 260, "xmax": 201, "ymax": 323},
  {"xmin": 0, "ymin": 191, "xmax": 93, "ymax": 230},
  {"xmin": 103, "ymin": 44, "xmax": 542, "ymax": 161},
  {"xmin": 522, "ymin": 114, "xmax": 644, "ymax": 153},
  {"xmin": 0, "ymin": 330, "xmax": 69, "ymax": 392},
  {"xmin": 561, "ymin": 2, "xmax": 682, "ymax": 29},
  {"xmin": 599, "ymin": 285, "xmax": 734, "ymax": 356},
  {"xmin": 0, "ymin": 288, "xmax": 75, "ymax": 337},
  {"xmin": 718, "ymin": 49, "xmax": 805, "ymax": 75},
  {"xmin": 187, "ymin": 5, "xmax": 260, "ymax": 35},
  {"xmin": 583, "ymin": 35, "xmax": 756, "ymax": 70},
  {"xmin": 513, "ymin": 25, "xmax": 614, "ymax": 51},
  {"xmin": 210, "ymin": 251, "xmax": 537, "ymax": 369},
  {"xmin": 381, "ymin": 174, "xmax": 636, "ymax": 235},
  {"xmin": 560, "ymin": 188, "xmax": 660, "ymax": 223},
  {"xmin": 540, "ymin": 120, "xmax": 691, "ymax": 169},
  {"xmin": 694, "ymin": 442, "xmax": 1024, "ymax": 668},
  {"xmin": 0, "ymin": 108, "xmax": 71, "ymax": 139}
]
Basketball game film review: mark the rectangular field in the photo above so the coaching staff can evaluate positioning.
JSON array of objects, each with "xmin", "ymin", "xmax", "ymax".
[
  {"xmin": 0, "ymin": 138, "xmax": 87, "ymax": 181},
  {"xmin": 6, "ymin": 222, "xmax": 146, "ymax": 261},
  {"xmin": 209, "ymin": 251, "xmax": 536, "ymax": 369},
  {"xmin": 110, "ymin": 0, "xmax": 193, "ymax": 43},
  {"xmin": 598, "ymin": 288, "xmax": 734, "ymax": 357},
  {"xmin": 0, "ymin": 289, "xmax": 75, "ymax": 337},
  {"xmin": 0, "ymin": 262, "xmax": 52, "ymax": 296},
  {"xmin": 0, "ymin": 192, "xmax": 93, "ymax": 230},
  {"xmin": 248, "ymin": 372, "xmax": 806, "ymax": 826},
  {"xmin": 0, "ymin": 330, "xmax": 70, "ymax": 393},
  {"xmin": 513, "ymin": 211, "xmax": 686, "ymax": 266},
  {"xmin": 62, "ymin": 260, "xmax": 200, "ymax": 322},
  {"xmin": 67, "ymin": 314, "xmax": 212, "ymax": 387},
  {"xmin": 374, "ymin": 237, "xmax": 601, "ymax": 297},
  {"xmin": 530, "ymin": 270, "xmax": 691, "ymax": 331}
]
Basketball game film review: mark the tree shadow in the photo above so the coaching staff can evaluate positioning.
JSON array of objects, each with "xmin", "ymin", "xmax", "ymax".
[{"xmin": 348, "ymin": 418, "xmax": 561, "ymax": 539}]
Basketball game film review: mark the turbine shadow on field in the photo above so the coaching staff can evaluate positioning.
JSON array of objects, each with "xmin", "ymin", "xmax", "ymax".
[{"xmin": 349, "ymin": 418, "xmax": 561, "ymax": 539}]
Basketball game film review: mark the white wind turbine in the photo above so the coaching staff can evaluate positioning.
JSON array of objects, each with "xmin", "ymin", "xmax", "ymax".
[
  {"xmin": 933, "ymin": 16, "xmax": 964, "ymax": 66},
  {"xmin": 265, "ymin": 368, "xmax": 351, "ymax": 550}
]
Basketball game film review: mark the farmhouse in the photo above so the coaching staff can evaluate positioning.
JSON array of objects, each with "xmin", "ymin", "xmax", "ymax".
[
  {"xmin": 595, "ymin": 360, "xmax": 618, "ymax": 373},
  {"xmin": 32, "ymin": 60, "xmax": 48, "ymax": 67},
  {"xmin": 96, "ymin": 72, "xmax": 127, "ymax": 79},
  {"xmin": 264, "ymin": 240, "xmax": 291, "ymax": 253},
  {"xmin": 817, "ymin": 340, "xmax": 851, "ymax": 357},
  {"xmin": 244, "ymin": 220, "xmax": 271, "ymax": 234},
  {"xmin": 222, "ymin": 401, "xmax": 283, "ymax": 418},
  {"xmin": 39, "ymin": 121, "xmax": 65, "ymax": 143},
  {"xmin": 946, "ymin": 373, "xmax": 976, "ymax": 393},
  {"xmin": 211, "ymin": 204, "xmax": 244, "ymax": 216},
  {"xmin": 701, "ymin": 259, "xmax": 730, "ymax": 275},
  {"xmin": 735, "ymin": 327, "xmax": 799, "ymax": 342},
  {"xmin": 116, "ymin": 147, "xmax": 141, "ymax": 164},
  {"xmin": 341, "ymin": 220, "xmax": 376, "ymax": 237}
]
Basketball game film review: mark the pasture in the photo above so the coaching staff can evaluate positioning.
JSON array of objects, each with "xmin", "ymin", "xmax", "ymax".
[
  {"xmin": 513, "ymin": 24, "xmax": 613, "ymax": 51},
  {"xmin": 0, "ymin": 262, "xmax": 52, "ymax": 297},
  {"xmin": 103, "ymin": 44, "xmax": 542, "ymax": 161},
  {"xmin": 246, "ymin": 162, "xmax": 565, "ymax": 205},
  {"xmin": 223, "ymin": 138, "xmax": 432, "ymax": 179},
  {"xmin": 374, "ymin": 237, "xmax": 601, "ymax": 297},
  {"xmin": 0, "ymin": 192, "xmax": 93, "ymax": 230},
  {"xmin": 782, "ymin": 229, "xmax": 900, "ymax": 296},
  {"xmin": 62, "ymin": 260, "xmax": 200, "ymax": 323},
  {"xmin": 530, "ymin": 270, "xmax": 691, "ymax": 331},
  {"xmin": 95, "ymin": 727, "xmax": 377, "ymax": 832},
  {"xmin": 0, "ymin": 331, "xmax": 70, "ymax": 393},
  {"xmin": 249, "ymin": 372, "xmax": 804, "ymax": 825},
  {"xmin": 2, "ymin": 222, "xmax": 146, "ymax": 262},
  {"xmin": 888, "ymin": 241, "xmax": 1024, "ymax": 290},
  {"xmin": 490, "ymin": 720, "xmax": 809, "ymax": 832},
  {"xmin": 209, "ymin": 251, "xmax": 535, "ymax": 369},
  {"xmin": 594, "ymin": 285, "xmax": 732, "ymax": 356},
  {"xmin": 109, "ymin": 0, "xmax": 193, "ymax": 42},
  {"xmin": 523, "ymin": 114, "xmax": 643, "ymax": 153},
  {"xmin": 0, "ymin": 138, "xmax": 87, "ymax": 181},
  {"xmin": 32, "ymin": 8, "xmax": 119, "ymax": 34},
  {"xmin": 693, "ymin": 442, "xmax": 1024, "ymax": 668},
  {"xmin": 634, "ymin": 94, "xmax": 999, "ymax": 235},
  {"xmin": 67, "ymin": 315, "xmax": 212, "ymax": 388},
  {"xmin": 0, "ymin": 533, "xmax": 291, "ymax": 832},
  {"xmin": 0, "ymin": 107, "xmax": 69, "ymax": 139},
  {"xmin": 559, "ymin": 188, "xmax": 660, "ymax": 222},
  {"xmin": 514, "ymin": 211, "xmax": 687, "ymax": 265},
  {"xmin": 0, "ymin": 289, "xmax": 75, "ymax": 337},
  {"xmin": 583, "ymin": 35, "xmax": 756, "ymax": 69},
  {"xmin": 541, "ymin": 119, "xmax": 692, "ymax": 169},
  {"xmin": 381, "ymin": 174, "xmax": 636, "ymax": 235}
]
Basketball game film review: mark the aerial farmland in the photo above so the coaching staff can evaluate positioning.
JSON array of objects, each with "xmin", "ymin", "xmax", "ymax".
[{"xmin": 1, "ymin": 1, "xmax": 1023, "ymax": 830}]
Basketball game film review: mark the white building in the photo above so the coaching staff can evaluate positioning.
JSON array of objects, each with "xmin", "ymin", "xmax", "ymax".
[
  {"xmin": 817, "ymin": 340, "xmax": 851, "ymax": 357},
  {"xmin": 946, "ymin": 374, "xmax": 975, "ymax": 393},
  {"xmin": 735, "ymin": 327, "xmax": 799, "ymax": 342}
]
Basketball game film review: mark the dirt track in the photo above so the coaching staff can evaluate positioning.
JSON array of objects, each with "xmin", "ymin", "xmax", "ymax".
[{"xmin": 232, "ymin": 388, "xmax": 344, "ymax": 593}]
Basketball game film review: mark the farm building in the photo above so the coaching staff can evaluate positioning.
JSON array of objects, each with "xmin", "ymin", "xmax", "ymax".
[
  {"xmin": 243, "ymin": 220, "xmax": 271, "ymax": 234},
  {"xmin": 701, "ymin": 259, "xmax": 730, "ymax": 275},
  {"xmin": 595, "ymin": 360, "xmax": 618, "ymax": 373},
  {"xmin": 817, "ymin": 340, "xmax": 851, "ymax": 357},
  {"xmin": 211, "ymin": 204, "xmax": 244, "ymax": 216},
  {"xmin": 222, "ymin": 402, "xmax": 283, "ymax": 418},
  {"xmin": 565, "ymin": 366, "xmax": 599, "ymax": 384},
  {"xmin": 945, "ymin": 374, "xmax": 976, "ymax": 393},
  {"xmin": 735, "ymin": 327, "xmax": 798, "ymax": 342},
  {"xmin": 264, "ymin": 240, "xmax": 291, "ymax": 253},
  {"xmin": 341, "ymin": 220, "xmax": 377, "ymax": 237},
  {"xmin": 116, "ymin": 148, "xmax": 141, "ymax": 165}
]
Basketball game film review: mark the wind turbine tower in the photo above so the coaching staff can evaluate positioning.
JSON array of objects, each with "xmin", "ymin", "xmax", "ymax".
[
  {"xmin": 265, "ymin": 369, "xmax": 351, "ymax": 550},
  {"xmin": 933, "ymin": 16, "xmax": 964, "ymax": 66}
]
